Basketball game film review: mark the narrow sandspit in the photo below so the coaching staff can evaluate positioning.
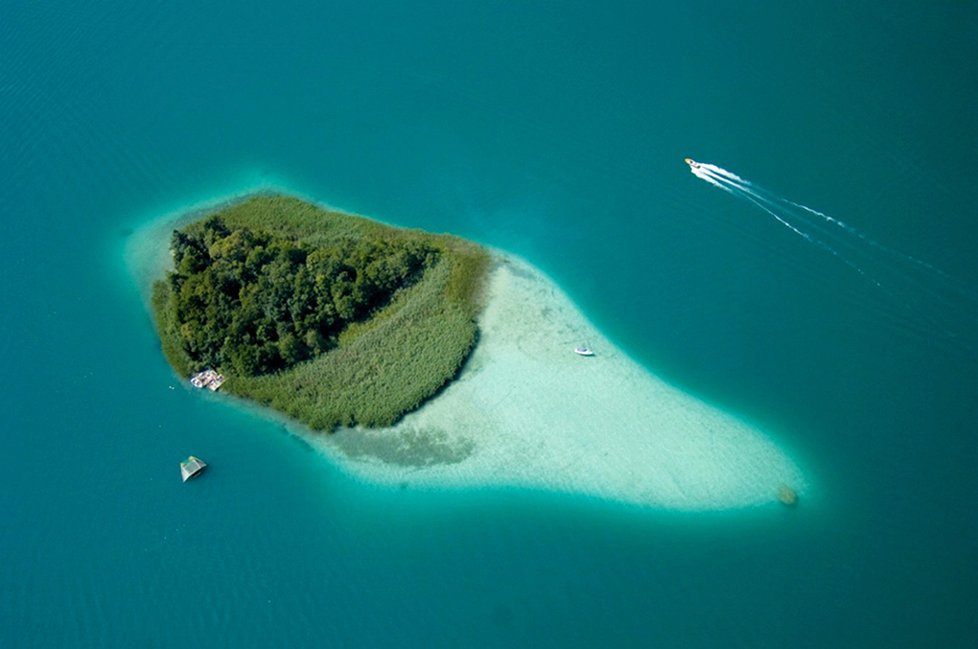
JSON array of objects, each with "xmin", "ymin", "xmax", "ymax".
[{"xmin": 325, "ymin": 255, "xmax": 807, "ymax": 510}]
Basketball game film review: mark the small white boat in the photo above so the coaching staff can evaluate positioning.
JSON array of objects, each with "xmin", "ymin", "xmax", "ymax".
[{"xmin": 574, "ymin": 345, "xmax": 594, "ymax": 356}]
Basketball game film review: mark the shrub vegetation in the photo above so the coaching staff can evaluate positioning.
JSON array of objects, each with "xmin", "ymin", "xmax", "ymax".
[{"xmin": 152, "ymin": 195, "xmax": 490, "ymax": 430}]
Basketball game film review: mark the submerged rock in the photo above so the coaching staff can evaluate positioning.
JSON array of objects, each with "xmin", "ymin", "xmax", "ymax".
[{"xmin": 778, "ymin": 484, "xmax": 798, "ymax": 506}]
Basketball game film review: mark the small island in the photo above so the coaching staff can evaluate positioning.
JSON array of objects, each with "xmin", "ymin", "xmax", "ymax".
[
  {"xmin": 152, "ymin": 195, "xmax": 489, "ymax": 430},
  {"xmin": 136, "ymin": 191, "xmax": 806, "ymax": 510}
]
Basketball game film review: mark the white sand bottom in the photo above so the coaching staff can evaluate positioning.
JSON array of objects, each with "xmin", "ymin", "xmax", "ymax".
[{"xmin": 322, "ymin": 254, "xmax": 806, "ymax": 510}]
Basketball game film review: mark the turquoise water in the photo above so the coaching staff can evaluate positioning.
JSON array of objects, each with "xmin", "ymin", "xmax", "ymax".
[{"xmin": 3, "ymin": 1, "xmax": 977, "ymax": 646}]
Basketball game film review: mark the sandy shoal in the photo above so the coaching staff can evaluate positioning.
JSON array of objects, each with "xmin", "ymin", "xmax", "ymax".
[{"xmin": 322, "ymin": 254, "xmax": 806, "ymax": 510}]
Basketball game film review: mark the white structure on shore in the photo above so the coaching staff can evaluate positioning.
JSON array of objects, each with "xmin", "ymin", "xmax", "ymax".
[{"xmin": 190, "ymin": 369, "xmax": 225, "ymax": 391}]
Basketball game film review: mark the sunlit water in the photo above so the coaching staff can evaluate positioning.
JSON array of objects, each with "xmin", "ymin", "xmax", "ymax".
[{"xmin": 2, "ymin": 2, "xmax": 977, "ymax": 646}]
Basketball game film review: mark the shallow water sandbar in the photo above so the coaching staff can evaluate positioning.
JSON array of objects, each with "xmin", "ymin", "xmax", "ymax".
[{"xmin": 327, "ymin": 256, "xmax": 806, "ymax": 510}]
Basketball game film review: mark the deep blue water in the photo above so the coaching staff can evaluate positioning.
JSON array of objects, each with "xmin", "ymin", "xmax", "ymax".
[{"xmin": 3, "ymin": 1, "xmax": 977, "ymax": 646}]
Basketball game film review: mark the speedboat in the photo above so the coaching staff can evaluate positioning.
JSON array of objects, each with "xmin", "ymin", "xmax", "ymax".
[
  {"xmin": 684, "ymin": 157, "xmax": 700, "ymax": 169},
  {"xmin": 574, "ymin": 345, "xmax": 594, "ymax": 356}
]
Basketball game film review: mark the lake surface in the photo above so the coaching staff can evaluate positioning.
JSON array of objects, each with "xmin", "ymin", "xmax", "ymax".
[{"xmin": 2, "ymin": 1, "xmax": 977, "ymax": 646}]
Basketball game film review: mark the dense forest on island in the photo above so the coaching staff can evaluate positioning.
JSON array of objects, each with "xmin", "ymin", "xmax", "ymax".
[
  {"xmin": 152, "ymin": 195, "xmax": 489, "ymax": 430},
  {"xmin": 166, "ymin": 214, "xmax": 434, "ymax": 375}
]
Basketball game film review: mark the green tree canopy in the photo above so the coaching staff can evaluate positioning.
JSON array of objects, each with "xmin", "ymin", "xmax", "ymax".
[{"xmin": 161, "ymin": 216, "xmax": 434, "ymax": 376}]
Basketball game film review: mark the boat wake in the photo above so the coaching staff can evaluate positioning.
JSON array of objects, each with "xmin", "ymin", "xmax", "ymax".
[{"xmin": 685, "ymin": 159, "xmax": 978, "ymax": 358}]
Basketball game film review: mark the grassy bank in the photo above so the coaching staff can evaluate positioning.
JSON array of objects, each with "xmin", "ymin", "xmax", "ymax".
[{"xmin": 152, "ymin": 194, "xmax": 490, "ymax": 431}]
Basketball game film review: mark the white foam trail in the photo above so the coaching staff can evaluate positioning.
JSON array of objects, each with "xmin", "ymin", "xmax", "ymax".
[
  {"xmin": 700, "ymin": 169, "xmax": 881, "ymax": 281},
  {"xmin": 692, "ymin": 164, "xmax": 858, "ymax": 264},
  {"xmin": 787, "ymin": 199, "xmax": 849, "ymax": 228},
  {"xmin": 747, "ymin": 191, "xmax": 880, "ymax": 282},
  {"xmin": 735, "ymin": 191, "xmax": 814, "ymax": 242},
  {"xmin": 698, "ymin": 163, "xmax": 750, "ymax": 185},
  {"xmin": 694, "ymin": 163, "xmax": 884, "ymax": 255},
  {"xmin": 691, "ymin": 166, "xmax": 736, "ymax": 192},
  {"xmin": 721, "ymin": 173, "xmax": 969, "ymax": 293},
  {"xmin": 785, "ymin": 199, "xmax": 961, "ymax": 285},
  {"xmin": 693, "ymin": 165, "xmax": 754, "ymax": 197}
]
